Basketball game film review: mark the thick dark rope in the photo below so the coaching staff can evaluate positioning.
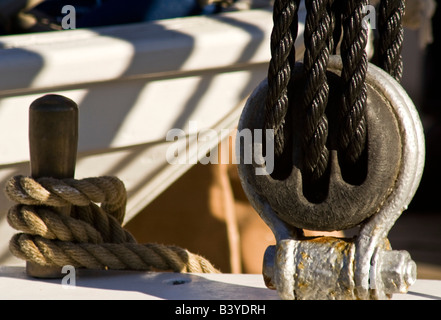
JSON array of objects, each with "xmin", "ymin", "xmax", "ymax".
[
  {"xmin": 300, "ymin": 0, "xmax": 335, "ymax": 181},
  {"xmin": 338, "ymin": 0, "xmax": 369, "ymax": 165},
  {"xmin": 265, "ymin": 0, "xmax": 401, "ymax": 180},
  {"xmin": 376, "ymin": 0, "xmax": 405, "ymax": 82},
  {"xmin": 264, "ymin": 0, "xmax": 301, "ymax": 158}
]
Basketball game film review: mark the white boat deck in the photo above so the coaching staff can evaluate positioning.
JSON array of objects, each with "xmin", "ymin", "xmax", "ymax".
[{"xmin": 1, "ymin": 265, "xmax": 440, "ymax": 300}]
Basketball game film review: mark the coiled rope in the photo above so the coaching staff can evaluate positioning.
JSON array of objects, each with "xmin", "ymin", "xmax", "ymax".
[{"xmin": 5, "ymin": 175, "xmax": 219, "ymax": 273}]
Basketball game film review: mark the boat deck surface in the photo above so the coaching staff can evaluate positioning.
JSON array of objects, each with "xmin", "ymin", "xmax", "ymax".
[{"xmin": 0, "ymin": 266, "xmax": 440, "ymax": 300}]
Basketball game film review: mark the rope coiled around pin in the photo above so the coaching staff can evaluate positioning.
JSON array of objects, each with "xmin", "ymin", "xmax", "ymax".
[{"xmin": 5, "ymin": 175, "xmax": 219, "ymax": 273}]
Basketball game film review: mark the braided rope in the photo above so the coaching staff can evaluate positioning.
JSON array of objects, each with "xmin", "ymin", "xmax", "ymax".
[
  {"xmin": 264, "ymin": 0, "xmax": 301, "ymax": 158},
  {"xmin": 264, "ymin": 0, "xmax": 372, "ymax": 181},
  {"xmin": 338, "ymin": 0, "xmax": 369, "ymax": 164},
  {"xmin": 5, "ymin": 175, "xmax": 219, "ymax": 274},
  {"xmin": 301, "ymin": 0, "xmax": 335, "ymax": 181},
  {"xmin": 263, "ymin": 0, "xmax": 407, "ymax": 182},
  {"xmin": 376, "ymin": 0, "xmax": 405, "ymax": 82}
]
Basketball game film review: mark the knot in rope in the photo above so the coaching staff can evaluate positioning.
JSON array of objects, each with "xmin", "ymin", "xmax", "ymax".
[{"xmin": 5, "ymin": 175, "xmax": 219, "ymax": 274}]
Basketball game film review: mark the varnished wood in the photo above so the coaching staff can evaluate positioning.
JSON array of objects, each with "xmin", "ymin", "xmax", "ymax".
[{"xmin": 27, "ymin": 94, "xmax": 78, "ymax": 278}]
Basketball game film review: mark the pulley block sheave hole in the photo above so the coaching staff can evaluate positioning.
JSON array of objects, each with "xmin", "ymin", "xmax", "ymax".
[{"xmin": 238, "ymin": 58, "xmax": 402, "ymax": 231}]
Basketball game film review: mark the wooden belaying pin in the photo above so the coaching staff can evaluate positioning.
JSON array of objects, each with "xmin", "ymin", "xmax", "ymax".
[{"xmin": 27, "ymin": 94, "xmax": 78, "ymax": 278}]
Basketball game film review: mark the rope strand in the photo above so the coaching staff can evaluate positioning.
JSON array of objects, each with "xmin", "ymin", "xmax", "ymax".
[
  {"xmin": 264, "ymin": 0, "xmax": 301, "ymax": 158},
  {"xmin": 301, "ymin": 0, "xmax": 335, "ymax": 181},
  {"xmin": 338, "ymin": 0, "xmax": 369, "ymax": 165},
  {"xmin": 376, "ymin": 0, "xmax": 405, "ymax": 82}
]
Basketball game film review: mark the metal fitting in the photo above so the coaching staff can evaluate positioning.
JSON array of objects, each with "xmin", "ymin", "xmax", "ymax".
[
  {"xmin": 237, "ymin": 56, "xmax": 425, "ymax": 300},
  {"xmin": 262, "ymin": 238, "xmax": 417, "ymax": 300}
]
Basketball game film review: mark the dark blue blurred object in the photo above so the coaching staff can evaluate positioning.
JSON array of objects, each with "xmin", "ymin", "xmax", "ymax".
[{"xmin": 32, "ymin": 0, "xmax": 223, "ymax": 28}]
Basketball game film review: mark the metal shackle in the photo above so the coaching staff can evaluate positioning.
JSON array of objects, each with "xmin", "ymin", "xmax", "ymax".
[{"xmin": 262, "ymin": 238, "xmax": 417, "ymax": 300}]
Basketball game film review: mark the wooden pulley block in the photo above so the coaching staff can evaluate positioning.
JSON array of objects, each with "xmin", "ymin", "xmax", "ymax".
[
  {"xmin": 237, "ymin": 55, "xmax": 421, "ymax": 232},
  {"xmin": 237, "ymin": 55, "xmax": 425, "ymax": 299}
]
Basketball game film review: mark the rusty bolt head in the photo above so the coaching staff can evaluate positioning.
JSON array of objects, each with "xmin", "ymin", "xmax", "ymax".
[{"xmin": 379, "ymin": 250, "xmax": 417, "ymax": 295}]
